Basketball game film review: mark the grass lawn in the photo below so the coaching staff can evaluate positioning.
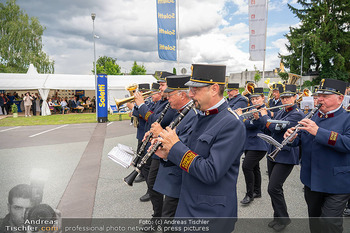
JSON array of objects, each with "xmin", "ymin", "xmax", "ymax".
[{"xmin": 0, "ymin": 113, "xmax": 131, "ymax": 127}]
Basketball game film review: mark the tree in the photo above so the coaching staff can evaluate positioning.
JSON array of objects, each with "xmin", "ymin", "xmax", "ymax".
[
  {"xmin": 92, "ymin": 56, "xmax": 121, "ymax": 75},
  {"xmin": 0, "ymin": 0, "xmax": 54, "ymax": 73},
  {"xmin": 280, "ymin": 0, "xmax": 350, "ymax": 83},
  {"xmin": 130, "ymin": 61, "xmax": 146, "ymax": 75},
  {"xmin": 278, "ymin": 72, "xmax": 289, "ymax": 82},
  {"xmin": 253, "ymin": 65, "xmax": 261, "ymax": 83}
]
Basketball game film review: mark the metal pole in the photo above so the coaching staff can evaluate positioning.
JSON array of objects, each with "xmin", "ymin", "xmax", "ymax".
[
  {"xmin": 91, "ymin": 13, "xmax": 98, "ymax": 121},
  {"xmin": 300, "ymin": 35, "xmax": 304, "ymax": 89},
  {"xmin": 176, "ymin": 0, "xmax": 180, "ymax": 72},
  {"xmin": 262, "ymin": 0, "xmax": 269, "ymax": 82}
]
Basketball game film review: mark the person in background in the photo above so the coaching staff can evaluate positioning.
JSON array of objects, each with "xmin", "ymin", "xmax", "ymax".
[
  {"xmin": 268, "ymin": 84, "xmax": 282, "ymax": 118},
  {"xmin": 23, "ymin": 92, "xmax": 33, "ymax": 117},
  {"xmin": 0, "ymin": 93, "xmax": 8, "ymax": 115},
  {"xmin": 226, "ymin": 83, "xmax": 248, "ymax": 110},
  {"xmin": 60, "ymin": 98, "xmax": 69, "ymax": 114}
]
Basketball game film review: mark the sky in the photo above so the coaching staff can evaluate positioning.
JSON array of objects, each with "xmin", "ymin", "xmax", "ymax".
[{"xmin": 9, "ymin": 0, "xmax": 301, "ymax": 75}]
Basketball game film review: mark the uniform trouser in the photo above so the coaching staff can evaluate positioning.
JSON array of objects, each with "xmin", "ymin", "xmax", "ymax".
[
  {"xmin": 147, "ymin": 158, "xmax": 163, "ymax": 218},
  {"xmin": 304, "ymin": 185, "xmax": 350, "ymax": 233},
  {"xmin": 32, "ymin": 102, "xmax": 36, "ymax": 115},
  {"xmin": 267, "ymin": 160, "xmax": 294, "ymax": 224},
  {"xmin": 242, "ymin": 150, "xmax": 266, "ymax": 198},
  {"xmin": 162, "ymin": 196, "xmax": 179, "ymax": 218}
]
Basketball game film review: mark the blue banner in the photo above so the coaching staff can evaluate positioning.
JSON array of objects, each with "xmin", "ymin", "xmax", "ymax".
[
  {"xmin": 157, "ymin": 0, "xmax": 176, "ymax": 61},
  {"xmin": 97, "ymin": 73, "xmax": 108, "ymax": 122}
]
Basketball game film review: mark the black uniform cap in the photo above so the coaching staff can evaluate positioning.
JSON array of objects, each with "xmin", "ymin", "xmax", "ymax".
[
  {"xmin": 227, "ymin": 83, "xmax": 239, "ymax": 90},
  {"xmin": 317, "ymin": 79, "xmax": 346, "ymax": 95},
  {"xmin": 185, "ymin": 64, "xmax": 226, "ymax": 87},
  {"xmin": 151, "ymin": 82, "xmax": 160, "ymax": 91},
  {"xmin": 138, "ymin": 83, "xmax": 150, "ymax": 91},
  {"xmin": 164, "ymin": 75, "xmax": 191, "ymax": 93},
  {"xmin": 279, "ymin": 84, "xmax": 297, "ymax": 97},
  {"xmin": 250, "ymin": 87, "xmax": 264, "ymax": 97},
  {"xmin": 158, "ymin": 71, "xmax": 174, "ymax": 83},
  {"xmin": 272, "ymin": 83, "xmax": 282, "ymax": 90}
]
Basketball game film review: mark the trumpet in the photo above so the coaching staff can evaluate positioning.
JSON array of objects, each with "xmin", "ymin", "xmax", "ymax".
[
  {"xmin": 124, "ymin": 101, "xmax": 195, "ymax": 186},
  {"xmin": 296, "ymin": 88, "xmax": 311, "ymax": 103},
  {"xmin": 114, "ymin": 91, "xmax": 159, "ymax": 110}
]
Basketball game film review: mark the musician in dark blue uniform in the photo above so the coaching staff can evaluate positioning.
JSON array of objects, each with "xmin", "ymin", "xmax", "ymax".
[
  {"xmin": 150, "ymin": 75, "xmax": 197, "ymax": 220},
  {"xmin": 268, "ymin": 83, "xmax": 282, "ymax": 117},
  {"xmin": 252, "ymin": 84, "xmax": 304, "ymax": 232},
  {"xmin": 285, "ymin": 79, "xmax": 350, "ymax": 233},
  {"xmin": 134, "ymin": 72, "xmax": 177, "ymax": 223},
  {"xmin": 237, "ymin": 87, "xmax": 271, "ymax": 205},
  {"xmin": 226, "ymin": 82, "xmax": 248, "ymax": 109},
  {"xmin": 155, "ymin": 64, "xmax": 245, "ymax": 233}
]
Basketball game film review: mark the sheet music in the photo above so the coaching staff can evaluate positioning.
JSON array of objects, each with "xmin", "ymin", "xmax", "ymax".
[{"xmin": 108, "ymin": 144, "xmax": 134, "ymax": 168}]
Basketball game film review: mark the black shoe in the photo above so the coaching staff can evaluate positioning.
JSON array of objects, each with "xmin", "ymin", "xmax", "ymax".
[
  {"xmin": 253, "ymin": 193, "xmax": 261, "ymax": 198},
  {"xmin": 240, "ymin": 195, "xmax": 253, "ymax": 205},
  {"xmin": 134, "ymin": 174, "xmax": 146, "ymax": 183},
  {"xmin": 268, "ymin": 220, "xmax": 278, "ymax": 228},
  {"xmin": 272, "ymin": 223, "xmax": 287, "ymax": 232},
  {"xmin": 140, "ymin": 192, "xmax": 151, "ymax": 202}
]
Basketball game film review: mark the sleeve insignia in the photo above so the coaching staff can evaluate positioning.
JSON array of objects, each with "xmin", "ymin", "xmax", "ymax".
[
  {"xmin": 180, "ymin": 150, "xmax": 198, "ymax": 173},
  {"xmin": 328, "ymin": 131, "xmax": 338, "ymax": 146},
  {"xmin": 266, "ymin": 122, "xmax": 271, "ymax": 128},
  {"xmin": 144, "ymin": 111, "xmax": 153, "ymax": 121}
]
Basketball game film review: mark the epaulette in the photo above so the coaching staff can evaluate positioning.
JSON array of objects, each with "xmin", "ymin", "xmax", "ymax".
[{"xmin": 227, "ymin": 107, "xmax": 239, "ymax": 120}]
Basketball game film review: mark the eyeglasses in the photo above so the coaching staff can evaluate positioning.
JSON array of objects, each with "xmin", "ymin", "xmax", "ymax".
[{"xmin": 167, "ymin": 91, "xmax": 179, "ymax": 98}]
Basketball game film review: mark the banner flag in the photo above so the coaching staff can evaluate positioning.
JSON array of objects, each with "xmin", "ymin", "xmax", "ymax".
[
  {"xmin": 249, "ymin": 0, "xmax": 267, "ymax": 61},
  {"xmin": 97, "ymin": 73, "xmax": 108, "ymax": 123},
  {"xmin": 157, "ymin": 0, "xmax": 177, "ymax": 61}
]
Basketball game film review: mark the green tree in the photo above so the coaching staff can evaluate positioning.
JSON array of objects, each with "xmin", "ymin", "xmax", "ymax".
[
  {"xmin": 280, "ymin": 0, "xmax": 350, "ymax": 83},
  {"xmin": 130, "ymin": 61, "xmax": 146, "ymax": 75},
  {"xmin": 278, "ymin": 72, "xmax": 289, "ymax": 81},
  {"xmin": 0, "ymin": 0, "xmax": 54, "ymax": 73},
  {"xmin": 253, "ymin": 65, "xmax": 261, "ymax": 83},
  {"xmin": 92, "ymin": 56, "xmax": 121, "ymax": 75}
]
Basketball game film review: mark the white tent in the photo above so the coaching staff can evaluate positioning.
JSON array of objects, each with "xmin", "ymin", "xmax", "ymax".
[{"xmin": 0, "ymin": 64, "xmax": 157, "ymax": 115}]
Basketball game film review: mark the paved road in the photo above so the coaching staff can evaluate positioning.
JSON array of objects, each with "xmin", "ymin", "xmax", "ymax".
[{"xmin": 0, "ymin": 121, "xmax": 349, "ymax": 233}]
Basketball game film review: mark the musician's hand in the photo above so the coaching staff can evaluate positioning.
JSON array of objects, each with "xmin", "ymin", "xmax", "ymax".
[
  {"xmin": 260, "ymin": 108, "xmax": 267, "ymax": 116},
  {"xmin": 150, "ymin": 122, "xmax": 163, "ymax": 137},
  {"xmin": 284, "ymin": 127, "xmax": 298, "ymax": 141},
  {"xmin": 142, "ymin": 131, "xmax": 151, "ymax": 142},
  {"xmin": 235, "ymin": 108, "xmax": 242, "ymax": 115},
  {"xmin": 156, "ymin": 127, "xmax": 179, "ymax": 157},
  {"xmin": 134, "ymin": 92, "xmax": 145, "ymax": 106},
  {"xmin": 152, "ymin": 137, "xmax": 169, "ymax": 160},
  {"xmin": 252, "ymin": 110, "xmax": 260, "ymax": 120},
  {"xmin": 271, "ymin": 112, "xmax": 274, "ymax": 118},
  {"xmin": 298, "ymin": 119, "xmax": 319, "ymax": 136},
  {"xmin": 126, "ymin": 102, "xmax": 134, "ymax": 110}
]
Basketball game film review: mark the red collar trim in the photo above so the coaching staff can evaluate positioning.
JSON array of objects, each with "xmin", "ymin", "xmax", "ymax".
[
  {"xmin": 318, "ymin": 112, "xmax": 334, "ymax": 118},
  {"xmin": 285, "ymin": 106, "xmax": 294, "ymax": 112},
  {"xmin": 204, "ymin": 108, "xmax": 219, "ymax": 116}
]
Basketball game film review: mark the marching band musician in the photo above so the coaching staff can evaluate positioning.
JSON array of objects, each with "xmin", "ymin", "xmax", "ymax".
[
  {"xmin": 127, "ymin": 83, "xmax": 161, "ymax": 202},
  {"xmin": 133, "ymin": 71, "xmax": 177, "ymax": 226},
  {"xmin": 252, "ymin": 84, "xmax": 304, "ymax": 232},
  {"xmin": 154, "ymin": 64, "xmax": 245, "ymax": 233},
  {"xmin": 236, "ymin": 87, "xmax": 271, "ymax": 205},
  {"xmin": 268, "ymin": 83, "xmax": 282, "ymax": 117},
  {"xmin": 226, "ymin": 82, "xmax": 248, "ymax": 109},
  {"xmin": 149, "ymin": 75, "xmax": 197, "ymax": 222},
  {"xmin": 284, "ymin": 79, "xmax": 350, "ymax": 233}
]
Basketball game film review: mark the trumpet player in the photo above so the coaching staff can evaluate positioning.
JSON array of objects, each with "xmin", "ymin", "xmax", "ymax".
[
  {"xmin": 284, "ymin": 79, "xmax": 350, "ymax": 233},
  {"xmin": 252, "ymin": 84, "xmax": 304, "ymax": 232},
  {"xmin": 226, "ymin": 83, "xmax": 248, "ymax": 109}
]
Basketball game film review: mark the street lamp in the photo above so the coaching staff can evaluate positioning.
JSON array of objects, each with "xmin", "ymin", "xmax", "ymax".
[{"xmin": 91, "ymin": 13, "xmax": 98, "ymax": 120}]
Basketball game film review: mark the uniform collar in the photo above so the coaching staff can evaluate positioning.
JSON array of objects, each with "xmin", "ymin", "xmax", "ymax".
[
  {"xmin": 284, "ymin": 104, "xmax": 296, "ymax": 113},
  {"xmin": 318, "ymin": 104, "xmax": 343, "ymax": 118},
  {"xmin": 178, "ymin": 100, "xmax": 192, "ymax": 113},
  {"xmin": 200, "ymin": 98, "xmax": 226, "ymax": 116}
]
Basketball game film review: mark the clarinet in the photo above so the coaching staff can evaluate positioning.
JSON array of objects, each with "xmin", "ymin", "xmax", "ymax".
[
  {"xmin": 132, "ymin": 103, "xmax": 170, "ymax": 167},
  {"xmin": 124, "ymin": 101, "xmax": 194, "ymax": 186},
  {"xmin": 267, "ymin": 103, "xmax": 322, "ymax": 161}
]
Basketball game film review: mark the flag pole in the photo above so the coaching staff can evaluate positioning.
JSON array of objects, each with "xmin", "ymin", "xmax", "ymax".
[
  {"xmin": 262, "ymin": 0, "xmax": 269, "ymax": 81},
  {"xmin": 176, "ymin": 0, "xmax": 180, "ymax": 73}
]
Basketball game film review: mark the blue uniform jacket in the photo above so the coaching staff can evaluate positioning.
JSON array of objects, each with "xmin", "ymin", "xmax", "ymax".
[
  {"xmin": 133, "ymin": 101, "xmax": 154, "ymax": 141},
  {"xmin": 241, "ymin": 105, "xmax": 271, "ymax": 151},
  {"xmin": 290, "ymin": 107, "xmax": 350, "ymax": 194},
  {"xmin": 268, "ymin": 98, "xmax": 282, "ymax": 112},
  {"xmin": 167, "ymin": 101, "xmax": 245, "ymax": 221},
  {"xmin": 153, "ymin": 107, "xmax": 197, "ymax": 198},
  {"xmin": 138, "ymin": 99, "xmax": 177, "ymax": 159},
  {"xmin": 253, "ymin": 104, "xmax": 304, "ymax": 165},
  {"xmin": 227, "ymin": 94, "xmax": 248, "ymax": 110}
]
